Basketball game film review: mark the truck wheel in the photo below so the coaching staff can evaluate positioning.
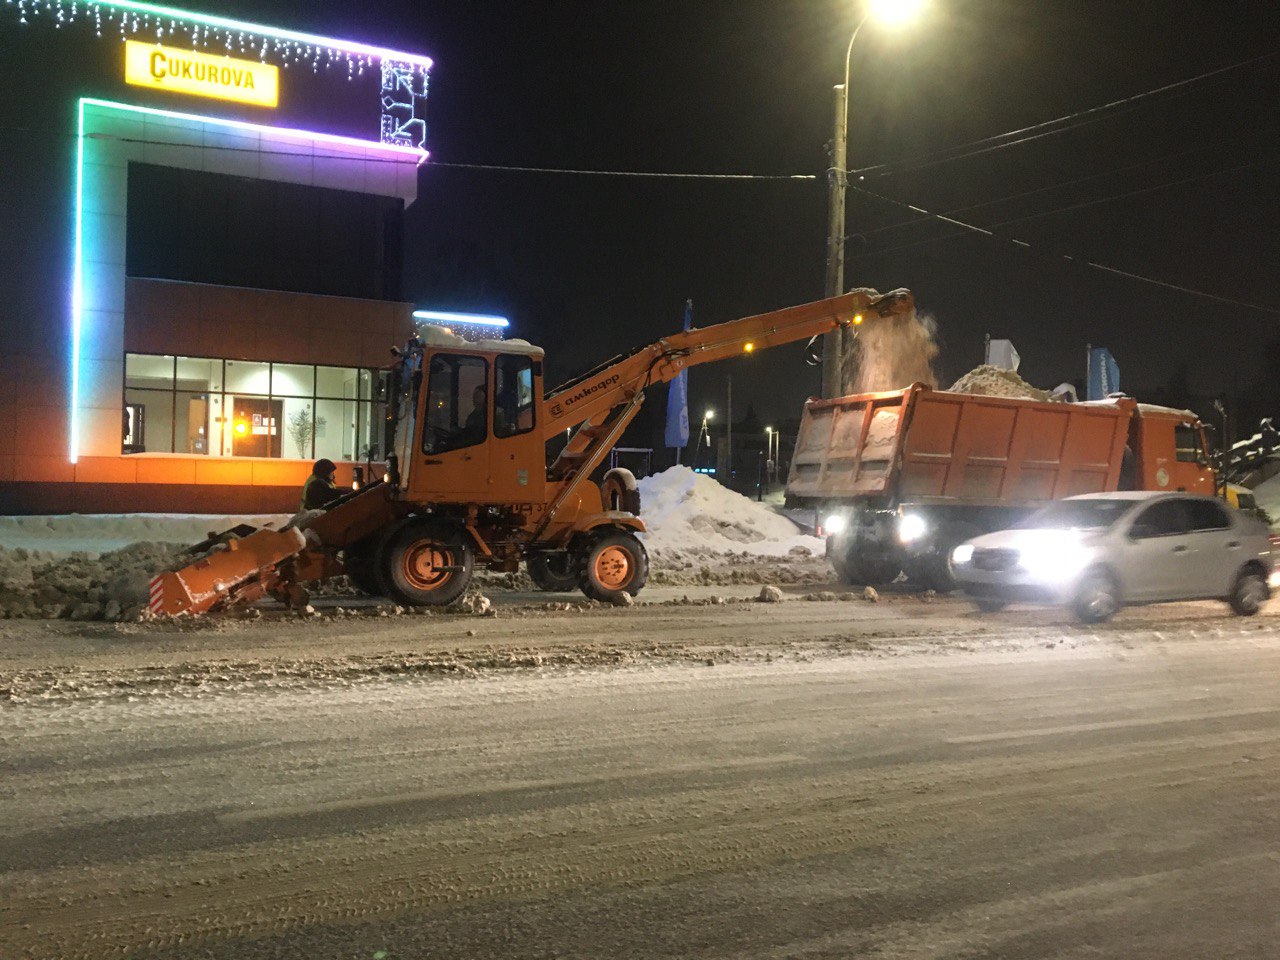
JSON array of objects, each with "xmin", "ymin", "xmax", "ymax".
[
  {"xmin": 972, "ymin": 597, "xmax": 1008, "ymax": 613},
  {"xmin": 1072, "ymin": 569, "xmax": 1120, "ymax": 624},
  {"xmin": 832, "ymin": 544, "xmax": 899, "ymax": 586},
  {"xmin": 1228, "ymin": 569, "xmax": 1268, "ymax": 616},
  {"xmin": 916, "ymin": 522, "xmax": 979, "ymax": 593},
  {"xmin": 383, "ymin": 522, "xmax": 474, "ymax": 607},
  {"xmin": 601, "ymin": 468, "xmax": 641, "ymax": 515},
  {"xmin": 580, "ymin": 532, "xmax": 649, "ymax": 602},
  {"xmin": 527, "ymin": 552, "xmax": 579, "ymax": 592}
]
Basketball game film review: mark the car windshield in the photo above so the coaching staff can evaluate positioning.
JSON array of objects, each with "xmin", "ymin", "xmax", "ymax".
[{"xmin": 1017, "ymin": 498, "xmax": 1132, "ymax": 531}]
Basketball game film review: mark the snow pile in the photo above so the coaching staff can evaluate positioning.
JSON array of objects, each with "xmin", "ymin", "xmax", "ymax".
[
  {"xmin": 1253, "ymin": 473, "xmax": 1280, "ymax": 526},
  {"xmin": 0, "ymin": 513, "xmax": 288, "ymax": 556},
  {"xmin": 0, "ymin": 542, "xmax": 188, "ymax": 620},
  {"xmin": 637, "ymin": 466, "xmax": 821, "ymax": 558},
  {"xmin": 946, "ymin": 365, "xmax": 1051, "ymax": 401}
]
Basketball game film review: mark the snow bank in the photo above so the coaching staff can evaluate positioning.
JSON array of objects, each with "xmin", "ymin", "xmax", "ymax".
[
  {"xmin": 1254, "ymin": 473, "xmax": 1280, "ymax": 526},
  {"xmin": 0, "ymin": 542, "xmax": 189, "ymax": 620},
  {"xmin": 0, "ymin": 513, "xmax": 289, "ymax": 556},
  {"xmin": 637, "ymin": 466, "xmax": 821, "ymax": 558},
  {"xmin": 946, "ymin": 365, "xmax": 1050, "ymax": 401}
]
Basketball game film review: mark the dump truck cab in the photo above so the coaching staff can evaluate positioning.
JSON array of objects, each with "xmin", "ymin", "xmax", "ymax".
[{"xmin": 1127, "ymin": 403, "xmax": 1215, "ymax": 495}]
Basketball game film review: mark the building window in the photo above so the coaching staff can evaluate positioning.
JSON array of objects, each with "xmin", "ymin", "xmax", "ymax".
[{"xmin": 123, "ymin": 354, "xmax": 387, "ymax": 460}]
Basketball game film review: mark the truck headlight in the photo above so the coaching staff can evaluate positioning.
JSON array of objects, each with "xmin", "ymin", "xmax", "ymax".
[
  {"xmin": 823, "ymin": 514, "xmax": 847, "ymax": 535},
  {"xmin": 898, "ymin": 513, "xmax": 927, "ymax": 543},
  {"xmin": 952, "ymin": 543, "xmax": 974, "ymax": 564}
]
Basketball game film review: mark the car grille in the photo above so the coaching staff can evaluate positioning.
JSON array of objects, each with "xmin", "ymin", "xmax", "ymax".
[{"xmin": 972, "ymin": 548, "xmax": 1019, "ymax": 572}]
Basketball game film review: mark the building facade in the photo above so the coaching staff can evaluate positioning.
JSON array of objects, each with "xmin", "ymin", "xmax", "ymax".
[{"xmin": 0, "ymin": 1, "xmax": 432, "ymax": 512}]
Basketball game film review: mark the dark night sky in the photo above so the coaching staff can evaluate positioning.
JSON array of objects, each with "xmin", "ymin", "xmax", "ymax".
[{"xmin": 186, "ymin": 1, "xmax": 1280, "ymax": 428}]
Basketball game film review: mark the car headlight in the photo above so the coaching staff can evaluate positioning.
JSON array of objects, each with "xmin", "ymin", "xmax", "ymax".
[
  {"xmin": 823, "ymin": 514, "xmax": 847, "ymax": 535},
  {"xmin": 1018, "ymin": 535, "xmax": 1091, "ymax": 582},
  {"xmin": 1269, "ymin": 567, "xmax": 1280, "ymax": 589},
  {"xmin": 952, "ymin": 543, "xmax": 974, "ymax": 564},
  {"xmin": 898, "ymin": 513, "xmax": 928, "ymax": 543}
]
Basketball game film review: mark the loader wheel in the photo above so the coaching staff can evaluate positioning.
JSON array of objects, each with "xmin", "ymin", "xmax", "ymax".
[
  {"xmin": 580, "ymin": 532, "xmax": 649, "ymax": 603},
  {"xmin": 343, "ymin": 536, "xmax": 388, "ymax": 597},
  {"xmin": 383, "ymin": 522, "xmax": 474, "ymax": 607},
  {"xmin": 527, "ymin": 552, "xmax": 579, "ymax": 592},
  {"xmin": 601, "ymin": 468, "xmax": 641, "ymax": 515}
]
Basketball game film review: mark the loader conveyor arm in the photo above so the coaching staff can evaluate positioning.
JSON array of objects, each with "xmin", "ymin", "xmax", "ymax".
[{"xmin": 540, "ymin": 288, "xmax": 915, "ymax": 440}]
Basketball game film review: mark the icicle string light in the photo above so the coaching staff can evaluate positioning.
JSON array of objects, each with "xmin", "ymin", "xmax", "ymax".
[
  {"xmin": 5, "ymin": 0, "xmax": 432, "ymax": 145},
  {"xmin": 4, "ymin": 0, "xmax": 431, "ymax": 73}
]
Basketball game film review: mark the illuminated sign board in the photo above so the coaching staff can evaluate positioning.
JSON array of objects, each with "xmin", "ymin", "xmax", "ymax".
[{"xmin": 125, "ymin": 40, "xmax": 279, "ymax": 108}]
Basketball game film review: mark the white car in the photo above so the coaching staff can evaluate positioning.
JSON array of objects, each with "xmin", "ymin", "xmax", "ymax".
[{"xmin": 952, "ymin": 492, "xmax": 1275, "ymax": 623}]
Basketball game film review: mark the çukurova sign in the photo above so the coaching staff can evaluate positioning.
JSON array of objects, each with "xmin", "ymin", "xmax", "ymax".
[{"xmin": 125, "ymin": 40, "xmax": 279, "ymax": 108}]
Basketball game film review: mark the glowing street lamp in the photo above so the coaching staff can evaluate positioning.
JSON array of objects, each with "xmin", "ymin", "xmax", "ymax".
[{"xmin": 822, "ymin": 0, "xmax": 929, "ymax": 398}]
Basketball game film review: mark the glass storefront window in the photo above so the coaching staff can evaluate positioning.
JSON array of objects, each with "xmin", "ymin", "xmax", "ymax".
[
  {"xmin": 124, "ymin": 353, "xmax": 383, "ymax": 461},
  {"xmin": 224, "ymin": 359, "xmax": 270, "ymax": 395},
  {"xmin": 124, "ymin": 387, "xmax": 174, "ymax": 453},
  {"xmin": 272, "ymin": 363, "xmax": 315, "ymax": 398},
  {"xmin": 316, "ymin": 365, "xmax": 359, "ymax": 399},
  {"xmin": 125, "ymin": 354, "xmax": 175, "ymax": 389},
  {"xmin": 175, "ymin": 357, "xmax": 223, "ymax": 393}
]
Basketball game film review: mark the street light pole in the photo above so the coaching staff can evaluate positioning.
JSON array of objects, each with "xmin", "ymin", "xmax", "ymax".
[{"xmin": 822, "ymin": 17, "xmax": 866, "ymax": 399}]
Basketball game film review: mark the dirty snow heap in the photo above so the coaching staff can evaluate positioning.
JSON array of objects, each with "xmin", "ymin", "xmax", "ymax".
[
  {"xmin": 636, "ymin": 466, "xmax": 820, "ymax": 559},
  {"xmin": 947, "ymin": 364, "xmax": 1051, "ymax": 401}
]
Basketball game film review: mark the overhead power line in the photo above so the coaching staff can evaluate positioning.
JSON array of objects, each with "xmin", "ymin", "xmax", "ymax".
[
  {"xmin": 431, "ymin": 161, "xmax": 817, "ymax": 181},
  {"xmin": 850, "ymin": 47, "xmax": 1280, "ymax": 180},
  {"xmin": 847, "ymin": 182, "xmax": 1280, "ymax": 316},
  {"xmin": 849, "ymin": 128, "xmax": 1280, "ymax": 243}
]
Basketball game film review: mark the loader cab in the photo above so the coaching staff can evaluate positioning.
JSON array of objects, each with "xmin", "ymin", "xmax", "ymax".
[
  {"xmin": 404, "ymin": 340, "xmax": 547, "ymax": 506},
  {"xmin": 1132, "ymin": 405, "xmax": 1216, "ymax": 495}
]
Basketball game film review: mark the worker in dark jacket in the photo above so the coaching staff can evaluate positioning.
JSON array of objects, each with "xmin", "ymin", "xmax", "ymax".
[{"xmin": 301, "ymin": 458, "xmax": 341, "ymax": 510}]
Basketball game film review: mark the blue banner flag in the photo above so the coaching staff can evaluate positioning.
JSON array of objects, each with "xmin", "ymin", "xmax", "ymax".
[
  {"xmin": 1087, "ymin": 347, "xmax": 1121, "ymax": 401},
  {"xmin": 665, "ymin": 300, "xmax": 692, "ymax": 449}
]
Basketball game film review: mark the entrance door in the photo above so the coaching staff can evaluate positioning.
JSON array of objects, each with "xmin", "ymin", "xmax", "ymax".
[{"xmin": 231, "ymin": 397, "xmax": 283, "ymax": 458}]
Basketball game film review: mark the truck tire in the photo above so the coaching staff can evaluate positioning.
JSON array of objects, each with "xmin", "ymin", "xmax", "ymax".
[
  {"xmin": 580, "ymin": 532, "xmax": 649, "ymax": 602},
  {"xmin": 383, "ymin": 521, "xmax": 474, "ymax": 607},
  {"xmin": 833, "ymin": 545, "xmax": 900, "ymax": 587},
  {"xmin": 527, "ymin": 552, "xmax": 579, "ymax": 592},
  {"xmin": 601, "ymin": 468, "xmax": 641, "ymax": 515},
  {"xmin": 914, "ymin": 522, "xmax": 979, "ymax": 593}
]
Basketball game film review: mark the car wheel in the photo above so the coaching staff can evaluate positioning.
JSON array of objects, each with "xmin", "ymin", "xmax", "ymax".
[
  {"xmin": 1072, "ymin": 569, "xmax": 1120, "ymax": 624},
  {"xmin": 973, "ymin": 597, "xmax": 1008, "ymax": 613},
  {"xmin": 1229, "ymin": 569, "xmax": 1268, "ymax": 617}
]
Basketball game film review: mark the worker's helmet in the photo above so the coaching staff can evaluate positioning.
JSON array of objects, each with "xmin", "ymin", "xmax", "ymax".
[{"xmin": 313, "ymin": 458, "xmax": 336, "ymax": 479}]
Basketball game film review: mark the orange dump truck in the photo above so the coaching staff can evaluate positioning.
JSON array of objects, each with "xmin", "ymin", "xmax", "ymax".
[{"xmin": 785, "ymin": 384, "xmax": 1216, "ymax": 590}]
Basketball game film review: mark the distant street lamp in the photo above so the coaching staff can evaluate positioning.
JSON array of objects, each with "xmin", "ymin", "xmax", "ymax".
[{"xmin": 822, "ymin": 0, "xmax": 929, "ymax": 398}]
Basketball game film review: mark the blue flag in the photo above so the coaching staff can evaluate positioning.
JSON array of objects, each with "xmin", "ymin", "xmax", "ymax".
[
  {"xmin": 665, "ymin": 300, "xmax": 692, "ymax": 449},
  {"xmin": 1087, "ymin": 347, "xmax": 1121, "ymax": 401}
]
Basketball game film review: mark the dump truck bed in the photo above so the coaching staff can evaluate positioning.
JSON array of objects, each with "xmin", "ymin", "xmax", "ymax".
[{"xmin": 786, "ymin": 384, "xmax": 1134, "ymax": 507}]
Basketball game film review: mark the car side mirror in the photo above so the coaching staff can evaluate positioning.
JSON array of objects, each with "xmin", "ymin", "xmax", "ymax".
[{"xmin": 1129, "ymin": 523, "xmax": 1156, "ymax": 541}]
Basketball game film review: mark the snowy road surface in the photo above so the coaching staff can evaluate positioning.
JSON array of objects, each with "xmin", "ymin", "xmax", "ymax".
[{"xmin": 4, "ymin": 595, "xmax": 1280, "ymax": 958}]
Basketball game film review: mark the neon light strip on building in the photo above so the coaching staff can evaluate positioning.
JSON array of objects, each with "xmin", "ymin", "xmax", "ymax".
[
  {"xmin": 413, "ymin": 310, "xmax": 510, "ymax": 328},
  {"xmin": 70, "ymin": 97, "xmax": 429, "ymax": 462}
]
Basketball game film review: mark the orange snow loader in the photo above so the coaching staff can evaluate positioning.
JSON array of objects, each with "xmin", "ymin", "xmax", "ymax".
[{"xmin": 149, "ymin": 288, "xmax": 916, "ymax": 616}]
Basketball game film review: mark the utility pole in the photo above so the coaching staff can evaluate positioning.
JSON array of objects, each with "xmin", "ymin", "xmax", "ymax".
[
  {"xmin": 822, "ymin": 81, "xmax": 849, "ymax": 399},
  {"xmin": 726, "ymin": 373, "xmax": 733, "ymax": 488}
]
